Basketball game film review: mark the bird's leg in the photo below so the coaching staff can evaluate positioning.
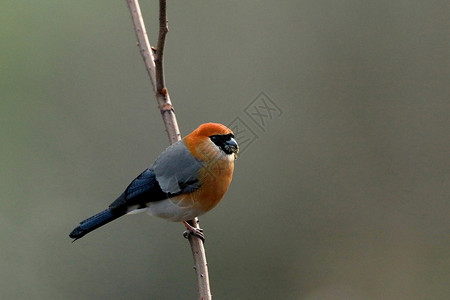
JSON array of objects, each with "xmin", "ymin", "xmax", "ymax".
[{"xmin": 183, "ymin": 220, "xmax": 205, "ymax": 242}]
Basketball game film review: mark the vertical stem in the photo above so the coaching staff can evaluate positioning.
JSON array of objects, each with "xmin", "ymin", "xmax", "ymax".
[
  {"xmin": 155, "ymin": 0, "xmax": 167, "ymax": 93},
  {"xmin": 125, "ymin": 1, "xmax": 211, "ymax": 299},
  {"xmin": 188, "ymin": 219, "xmax": 212, "ymax": 299},
  {"xmin": 125, "ymin": 0, "xmax": 157, "ymax": 92}
]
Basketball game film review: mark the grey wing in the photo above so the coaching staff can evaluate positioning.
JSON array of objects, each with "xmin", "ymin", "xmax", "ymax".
[{"xmin": 152, "ymin": 140, "xmax": 203, "ymax": 194}]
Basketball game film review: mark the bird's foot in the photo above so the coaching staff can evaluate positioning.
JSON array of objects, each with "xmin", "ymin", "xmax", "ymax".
[{"xmin": 183, "ymin": 221, "xmax": 205, "ymax": 242}]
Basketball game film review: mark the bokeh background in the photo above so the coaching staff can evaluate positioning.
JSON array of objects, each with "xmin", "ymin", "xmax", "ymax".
[{"xmin": 1, "ymin": 1, "xmax": 449, "ymax": 299}]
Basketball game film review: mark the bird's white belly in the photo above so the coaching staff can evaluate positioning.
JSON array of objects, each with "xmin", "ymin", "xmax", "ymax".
[{"xmin": 145, "ymin": 197, "xmax": 202, "ymax": 222}]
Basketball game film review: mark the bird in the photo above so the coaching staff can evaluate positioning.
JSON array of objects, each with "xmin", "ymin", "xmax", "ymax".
[{"xmin": 69, "ymin": 123, "xmax": 239, "ymax": 241}]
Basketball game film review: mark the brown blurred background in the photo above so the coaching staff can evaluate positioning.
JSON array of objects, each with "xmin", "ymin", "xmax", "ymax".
[{"xmin": 1, "ymin": 1, "xmax": 449, "ymax": 299}]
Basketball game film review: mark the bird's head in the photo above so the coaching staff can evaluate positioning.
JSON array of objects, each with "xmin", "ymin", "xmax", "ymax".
[{"xmin": 184, "ymin": 123, "xmax": 239, "ymax": 161}]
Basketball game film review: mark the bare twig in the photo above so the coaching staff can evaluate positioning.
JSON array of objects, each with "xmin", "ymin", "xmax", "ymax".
[
  {"xmin": 125, "ymin": 0, "xmax": 157, "ymax": 91},
  {"xmin": 186, "ymin": 219, "xmax": 212, "ymax": 299},
  {"xmin": 125, "ymin": 1, "xmax": 212, "ymax": 299},
  {"xmin": 155, "ymin": 0, "xmax": 167, "ymax": 93},
  {"xmin": 126, "ymin": 0, "xmax": 180, "ymax": 144}
]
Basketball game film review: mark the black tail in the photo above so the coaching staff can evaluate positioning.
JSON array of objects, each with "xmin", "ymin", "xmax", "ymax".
[{"xmin": 69, "ymin": 208, "xmax": 124, "ymax": 241}]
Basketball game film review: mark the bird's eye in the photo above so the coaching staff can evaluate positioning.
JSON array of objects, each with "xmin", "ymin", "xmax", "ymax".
[
  {"xmin": 210, "ymin": 134, "xmax": 234, "ymax": 145},
  {"xmin": 209, "ymin": 135, "xmax": 225, "ymax": 146}
]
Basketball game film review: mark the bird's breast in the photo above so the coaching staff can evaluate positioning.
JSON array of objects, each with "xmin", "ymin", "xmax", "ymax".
[{"xmin": 147, "ymin": 157, "xmax": 234, "ymax": 222}]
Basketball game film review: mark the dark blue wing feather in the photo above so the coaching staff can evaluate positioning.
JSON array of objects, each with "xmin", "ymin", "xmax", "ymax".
[
  {"xmin": 125, "ymin": 168, "xmax": 162, "ymax": 199},
  {"xmin": 108, "ymin": 169, "xmax": 169, "ymax": 211}
]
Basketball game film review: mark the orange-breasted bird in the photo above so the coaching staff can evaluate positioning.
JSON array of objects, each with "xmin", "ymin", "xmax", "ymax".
[{"xmin": 69, "ymin": 123, "xmax": 238, "ymax": 241}]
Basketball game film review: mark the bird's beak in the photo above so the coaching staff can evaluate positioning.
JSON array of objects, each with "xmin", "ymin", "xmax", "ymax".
[{"xmin": 224, "ymin": 137, "xmax": 239, "ymax": 156}]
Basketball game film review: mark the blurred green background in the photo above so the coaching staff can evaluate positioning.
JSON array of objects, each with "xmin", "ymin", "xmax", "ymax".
[{"xmin": 1, "ymin": 1, "xmax": 449, "ymax": 299}]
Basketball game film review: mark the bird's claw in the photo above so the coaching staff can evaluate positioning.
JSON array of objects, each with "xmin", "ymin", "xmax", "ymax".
[
  {"xmin": 183, "ymin": 229, "xmax": 205, "ymax": 242},
  {"xmin": 183, "ymin": 221, "xmax": 205, "ymax": 242}
]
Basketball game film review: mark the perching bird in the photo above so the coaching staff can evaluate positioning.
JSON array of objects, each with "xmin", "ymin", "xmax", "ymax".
[{"xmin": 69, "ymin": 123, "xmax": 238, "ymax": 241}]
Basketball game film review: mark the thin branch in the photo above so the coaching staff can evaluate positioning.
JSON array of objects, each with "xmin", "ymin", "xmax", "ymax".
[
  {"xmin": 155, "ymin": 0, "xmax": 167, "ymax": 93},
  {"xmin": 186, "ymin": 219, "xmax": 212, "ymax": 299},
  {"xmin": 125, "ymin": 0, "xmax": 157, "ymax": 92},
  {"xmin": 125, "ymin": 1, "xmax": 212, "ymax": 299},
  {"xmin": 126, "ymin": 0, "xmax": 180, "ymax": 144}
]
